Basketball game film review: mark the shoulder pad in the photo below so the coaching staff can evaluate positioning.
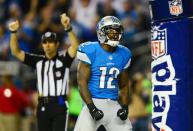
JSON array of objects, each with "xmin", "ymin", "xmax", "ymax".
[
  {"xmin": 118, "ymin": 45, "xmax": 132, "ymax": 69},
  {"xmin": 77, "ymin": 42, "xmax": 98, "ymax": 64},
  {"xmin": 78, "ymin": 42, "xmax": 97, "ymax": 53}
]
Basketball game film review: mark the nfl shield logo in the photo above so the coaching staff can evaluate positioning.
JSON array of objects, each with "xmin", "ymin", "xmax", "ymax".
[
  {"xmin": 151, "ymin": 26, "xmax": 167, "ymax": 59},
  {"xmin": 168, "ymin": 0, "xmax": 183, "ymax": 16}
]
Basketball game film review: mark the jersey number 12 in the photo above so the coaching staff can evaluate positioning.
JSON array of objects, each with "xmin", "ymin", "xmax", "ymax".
[{"xmin": 99, "ymin": 67, "xmax": 120, "ymax": 88}]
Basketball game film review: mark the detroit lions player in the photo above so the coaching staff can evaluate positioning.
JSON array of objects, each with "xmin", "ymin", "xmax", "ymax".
[{"xmin": 74, "ymin": 16, "xmax": 132, "ymax": 131}]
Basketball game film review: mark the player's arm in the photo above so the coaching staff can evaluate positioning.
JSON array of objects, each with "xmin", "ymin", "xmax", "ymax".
[
  {"xmin": 77, "ymin": 61, "xmax": 104, "ymax": 121},
  {"xmin": 77, "ymin": 61, "xmax": 92, "ymax": 104},
  {"xmin": 117, "ymin": 69, "xmax": 130, "ymax": 120},
  {"xmin": 60, "ymin": 13, "xmax": 79, "ymax": 58},
  {"xmin": 119, "ymin": 69, "xmax": 130, "ymax": 106},
  {"xmin": 9, "ymin": 20, "xmax": 25, "ymax": 62}
]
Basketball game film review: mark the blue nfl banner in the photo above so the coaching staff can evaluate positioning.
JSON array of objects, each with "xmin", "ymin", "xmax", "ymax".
[
  {"xmin": 149, "ymin": 0, "xmax": 193, "ymax": 131},
  {"xmin": 151, "ymin": 19, "xmax": 193, "ymax": 131}
]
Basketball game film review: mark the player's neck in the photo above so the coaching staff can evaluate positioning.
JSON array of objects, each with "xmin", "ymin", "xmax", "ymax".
[{"xmin": 101, "ymin": 44, "xmax": 116, "ymax": 52}]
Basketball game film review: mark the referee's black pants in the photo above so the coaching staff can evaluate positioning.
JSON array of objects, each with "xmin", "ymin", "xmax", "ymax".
[{"xmin": 37, "ymin": 97, "xmax": 68, "ymax": 131}]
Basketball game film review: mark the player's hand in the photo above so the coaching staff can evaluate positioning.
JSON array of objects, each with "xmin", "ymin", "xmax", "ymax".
[
  {"xmin": 87, "ymin": 103, "xmax": 104, "ymax": 121},
  {"xmin": 117, "ymin": 105, "xmax": 128, "ymax": 120},
  {"xmin": 90, "ymin": 108, "xmax": 104, "ymax": 121},
  {"xmin": 8, "ymin": 20, "xmax": 19, "ymax": 32},
  {"xmin": 60, "ymin": 13, "xmax": 71, "ymax": 30}
]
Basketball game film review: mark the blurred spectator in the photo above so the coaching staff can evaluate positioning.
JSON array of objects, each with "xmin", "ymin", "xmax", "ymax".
[
  {"xmin": 111, "ymin": 0, "xmax": 125, "ymax": 14},
  {"xmin": 68, "ymin": 78, "xmax": 82, "ymax": 131},
  {"xmin": 0, "ymin": 75, "xmax": 29, "ymax": 131},
  {"xmin": 8, "ymin": 2, "xmax": 22, "ymax": 20},
  {"xmin": 36, "ymin": 2, "xmax": 64, "ymax": 45},
  {"xmin": 119, "ymin": 0, "xmax": 139, "ymax": 40},
  {"xmin": 70, "ymin": 0, "xmax": 99, "ymax": 41},
  {"xmin": 0, "ymin": 0, "xmax": 6, "ymax": 23},
  {"xmin": 142, "ymin": 71, "xmax": 152, "ymax": 115},
  {"xmin": 54, "ymin": 0, "xmax": 71, "ymax": 15},
  {"xmin": 129, "ymin": 73, "xmax": 150, "ymax": 131},
  {"xmin": 71, "ymin": 0, "xmax": 98, "ymax": 30},
  {"xmin": 142, "ymin": 70, "xmax": 152, "ymax": 131},
  {"xmin": 17, "ymin": 13, "xmax": 35, "ymax": 53},
  {"xmin": 17, "ymin": 0, "xmax": 38, "ymax": 53},
  {"xmin": 37, "ymin": 3, "xmax": 57, "ymax": 33},
  {"xmin": 20, "ymin": 79, "xmax": 38, "ymax": 131},
  {"xmin": 97, "ymin": 0, "xmax": 118, "ymax": 19},
  {"xmin": 134, "ymin": 2, "xmax": 150, "ymax": 32},
  {"xmin": 0, "ymin": 24, "xmax": 10, "ymax": 60}
]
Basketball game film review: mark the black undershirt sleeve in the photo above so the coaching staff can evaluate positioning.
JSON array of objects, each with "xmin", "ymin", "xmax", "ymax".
[
  {"xmin": 63, "ymin": 51, "xmax": 74, "ymax": 67},
  {"xmin": 23, "ymin": 53, "xmax": 43, "ymax": 69}
]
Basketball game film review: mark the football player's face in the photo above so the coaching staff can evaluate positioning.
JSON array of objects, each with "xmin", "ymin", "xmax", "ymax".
[{"xmin": 106, "ymin": 28, "xmax": 121, "ymax": 41}]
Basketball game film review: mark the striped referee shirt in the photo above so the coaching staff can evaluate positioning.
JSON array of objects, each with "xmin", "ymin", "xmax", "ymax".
[{"xmin": 23, "ymin": 51, "xmax": 74, "ymax": 97}]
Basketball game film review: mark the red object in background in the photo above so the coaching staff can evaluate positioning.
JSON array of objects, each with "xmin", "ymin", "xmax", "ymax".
[{"xmin": 0, "ymin": 84, "xmax": 29, "ymax": 113}]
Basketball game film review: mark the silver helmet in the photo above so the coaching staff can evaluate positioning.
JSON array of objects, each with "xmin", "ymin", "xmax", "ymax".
[{"xmin": 96, "ymin": 16, "xmax": 123, "ymax": 47}]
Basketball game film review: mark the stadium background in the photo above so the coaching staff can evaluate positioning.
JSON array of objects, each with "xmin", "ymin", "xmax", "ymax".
[{"xmin": 0, "ymin": 0, "xmax": 152, "ymax": 131}]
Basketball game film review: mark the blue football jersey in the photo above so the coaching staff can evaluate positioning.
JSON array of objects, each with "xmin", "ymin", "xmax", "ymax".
[{"xmin": 77, "ymin": 42, "xmax": 132, "ymax": 100}]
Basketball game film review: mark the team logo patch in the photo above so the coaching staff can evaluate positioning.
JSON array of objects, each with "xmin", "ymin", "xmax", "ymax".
[
  {"xmin": 168, "ymin": 0, "xmax": 183, "ymax": 16},
  {"xmin": 56, "ymin": 71, "xmax": 61, "ymax": 77},
  {"xmin": 108, "ymin": 55, "xmax": 113, "ymax": 60},
  {"xmin": 151, "ymin": 26, "xmax": 167, "ymax": 59}
]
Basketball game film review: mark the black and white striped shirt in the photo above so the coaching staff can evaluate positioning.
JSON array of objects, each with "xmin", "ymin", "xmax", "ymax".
[{"xmin": 23, "ymin": 51, "xmax": 73, "ymax": 97}]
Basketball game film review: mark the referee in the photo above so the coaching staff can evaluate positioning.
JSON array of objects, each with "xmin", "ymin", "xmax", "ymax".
[{"xmin": 9, "ymin": 13, "xmax": 79, "ymax": 131}]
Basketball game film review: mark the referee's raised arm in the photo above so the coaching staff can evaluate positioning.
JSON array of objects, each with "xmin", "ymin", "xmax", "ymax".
[
  {"xmin": 9, "ymin": 20, "xmax": 25, "ymax": 61},
  {"xmin": 60, "ymin": 13, "xmax": 79, "ymax": 58}
]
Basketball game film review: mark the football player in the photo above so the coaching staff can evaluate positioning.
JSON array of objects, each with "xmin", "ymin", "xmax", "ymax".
[{"xmin": 74, "ymin": 16, "xmax": 133, "ymax": 131}]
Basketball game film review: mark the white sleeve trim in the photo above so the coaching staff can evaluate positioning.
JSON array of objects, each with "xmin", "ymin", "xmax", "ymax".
[
  {"xmin": 77, "ymin": 51, "xmax": 91, "ymax": 64},
  {"xmin": 124, "ymin": 59, "xmax": 131, "ymax": 69}
]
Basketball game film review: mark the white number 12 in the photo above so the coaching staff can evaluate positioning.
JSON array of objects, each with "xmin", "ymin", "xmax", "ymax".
[{"xmin": 99, "ymin": 67, "xmax": 120, "ymax": 88}]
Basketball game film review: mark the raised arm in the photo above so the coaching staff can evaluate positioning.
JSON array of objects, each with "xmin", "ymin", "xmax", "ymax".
[
  {"xmin": 60, "ymin": 13, "xmax": 79, "ymax": 58},
  {"xmin": 77, "ymin": 61, "xmax": 104, "ymax": 121},
  {"xmin": 9, "ymin": 20, "xmax": 25, "ymax": 61}
]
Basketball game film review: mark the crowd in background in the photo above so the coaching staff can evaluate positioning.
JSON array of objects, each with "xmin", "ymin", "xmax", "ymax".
[{"xmin": 0, "ymin": 0, "xmax": 152, "ymax": 131}]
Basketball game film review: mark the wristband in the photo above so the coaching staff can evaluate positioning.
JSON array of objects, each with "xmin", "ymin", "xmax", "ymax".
[
  {"xmin": 64, "ymin": 26, "xmax": 72, "ymax": 32},
  {"xmin": 87, "ymin": 103, "xmax": 96, "ymax": 112},
  {"xmin": 11, "ymin": 30, "xmax": 17, "ymax": 33},
  {"xmin": 122, "ymin": 105, "xmax": 128, "ymax": 111}
]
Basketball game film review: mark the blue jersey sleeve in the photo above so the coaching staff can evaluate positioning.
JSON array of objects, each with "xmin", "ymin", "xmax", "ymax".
[{"xmin": 76, "ymin": 42, "xmax": 96, "ymax": 64}]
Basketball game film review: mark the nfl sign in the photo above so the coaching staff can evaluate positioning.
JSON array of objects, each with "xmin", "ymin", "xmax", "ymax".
[
  {"xmin": 168, "ymin": 0, "xmax": 183, "ymax": 16},
  {"xmin": 151, "ymin": 26, "xmax": 167, "ymax": 59}
]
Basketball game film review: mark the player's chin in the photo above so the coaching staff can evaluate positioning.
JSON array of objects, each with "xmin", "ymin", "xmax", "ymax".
[{"xmin": 45, "ymin": 49, "xmax": 53, "ymax": 54}]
